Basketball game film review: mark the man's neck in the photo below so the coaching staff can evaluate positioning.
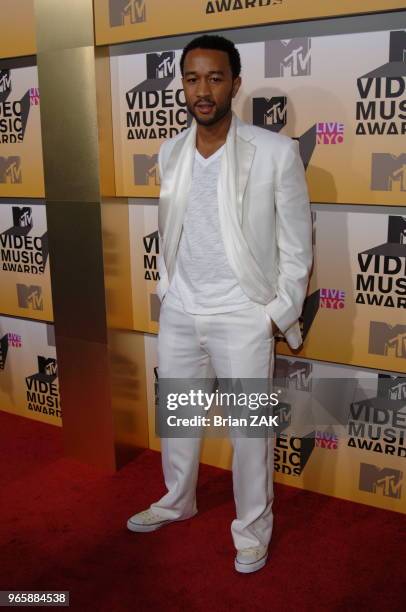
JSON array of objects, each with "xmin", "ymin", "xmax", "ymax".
[{"xmin": 195, "ymin": 111, "xmax": 232, "ymax": 159}]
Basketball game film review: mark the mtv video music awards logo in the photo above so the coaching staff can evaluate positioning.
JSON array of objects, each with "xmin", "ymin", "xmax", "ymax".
[
  {"xmin": 320, "ymin": 288, "xmax": 345, "ymax": 309},
  {"xmin": 206, "ymin": 0, "xmax": 283, "ymax": 14},
  {"xmin": 0, "ymin": 156, "xmax": 22, "ymax": 183},
  {"xmin": 252, "ymin": 96, "xmax": 287, "ymax": 132},
  {"xmin": 274, "ymin": 432, "xmax": 315, "ymax": 476},
  {"xmin": 356, "ymin": 216, "xmax": 406, "ymax": 309},
  {"xmin": 17, "ymin": 284, "xmax": 43, "ymax": 311},
  {"xmin": 25, "ymin": 356, "xmax": 60, "ymax": 418},
  {"xmin": 0, "ymin": 206, "xmax": 48, "ymax": 274},
  {"xmin": 109, "ymin": 0, "xmax": 146, "ymax": 26},
  {"xmin": 265, "ymin": 38, "xmax": 311, "ymax": 78},
  {"xmin": 0, "ymin": 69, "xmax": 33, "ymax": 143},
  {"xmin": 275, "ymin": 358, "xmax": 313, "ymax": 392},
  {"xmin": 371, "ymin": 153, "xmax": 406, "ymax": 192},
  {"xmin": 348, "ymin": 374, "xmax": 406, "ymax": 457},
  {"xmin": 133, "ymin": 154, "xmax": 159, "ymax": 186},
  {"xmin": 125, "ymin": 51, "xmax": 188, "ymax": 141},
  {"xmin": 359, "ymin": 463, "xmax": 402, "ymax": 499},
  {"xmin": 369, "ymin": 322, "xmax": 406, "ymax": 359},
  {"xmin": 316, "ymin": 123, "xmax": 344, "ymax": 144},
  {"xmin": 356, "ymin": 30, "xmax": 406, "ymax": 136}
]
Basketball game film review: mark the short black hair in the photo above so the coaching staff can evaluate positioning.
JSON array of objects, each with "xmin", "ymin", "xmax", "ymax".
[{"xmin": 180, "ymin": 34, "xmax": 241, "ymax": 79}]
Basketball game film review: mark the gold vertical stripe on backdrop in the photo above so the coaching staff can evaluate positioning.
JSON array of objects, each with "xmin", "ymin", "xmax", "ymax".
[
  {"xmin": 33, "ymin": 0, "xmax": 149, "ymax": 470},
  {"xmin": 101, "ymin": 198, "xmax": 134, "ymax": 331}
]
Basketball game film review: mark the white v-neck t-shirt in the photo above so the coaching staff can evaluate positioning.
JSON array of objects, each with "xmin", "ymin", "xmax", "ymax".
[{"xmin": 166, "ymin": 144, "xmax": 252, "ymax": 314}]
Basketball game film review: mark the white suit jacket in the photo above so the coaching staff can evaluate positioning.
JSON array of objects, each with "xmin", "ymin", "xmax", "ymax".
[{"xmin": 156, "ymin": 113, "xmax": 313, "ymax": 349}]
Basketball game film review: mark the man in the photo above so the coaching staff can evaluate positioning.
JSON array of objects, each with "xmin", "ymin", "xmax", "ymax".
[{"xmin": 127, "ymin": 35, "xmax": 313, "ymax": 574}]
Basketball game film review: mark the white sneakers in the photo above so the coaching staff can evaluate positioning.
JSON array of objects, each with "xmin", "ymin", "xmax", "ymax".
[
  {"xmin": 127, "ymin": 508, "xmax": 198, "ymax": 533},
  {"xmin": 127, "ymin": 510, "xmax": 268, "ymax": 574},
  {"xmin": 234, "ymin": 546, "xmax": 269, "ymax": 574},
  {"xmin": 127, "ymin": 509, "xmax": 175, "ymax": 533}
]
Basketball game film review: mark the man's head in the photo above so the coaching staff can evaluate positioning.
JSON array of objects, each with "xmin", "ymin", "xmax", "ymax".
[{"xmin": 180, "ymin": 35, "xmax": 241, "ymax": 127}]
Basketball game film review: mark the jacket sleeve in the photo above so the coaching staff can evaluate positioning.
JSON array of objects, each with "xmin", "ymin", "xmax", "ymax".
[
  {"xmin": 156, "ymin": 143, "xmax": 170, "ymax": 303},
  {"xmin": 265, "ymin": 138, "xmax": 313, "ymax": 347}
]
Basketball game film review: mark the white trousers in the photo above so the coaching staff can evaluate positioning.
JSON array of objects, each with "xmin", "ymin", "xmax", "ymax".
[{"xmin": 150, "ymin": 292, "xmax": 275, "ymax": 551}]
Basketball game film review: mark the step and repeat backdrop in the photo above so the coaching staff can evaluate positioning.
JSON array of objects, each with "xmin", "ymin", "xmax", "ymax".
[
  {"xmin": 0, "ymin": 53, "xmax": 59, "ymax": 426},
  {"xmin": 104, "ymin": 18, "xmax": 406, "ymax": 514},
  {"xmin": 0, "ymin": 0, "xmax": 404, "ymax": 512},
  {"xmin": 110, "ymin": 29, "xmax": 406, "ymax": 204}
]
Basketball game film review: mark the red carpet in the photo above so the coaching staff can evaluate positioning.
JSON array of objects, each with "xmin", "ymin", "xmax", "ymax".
[{"xmin": 0, "ymin": 411, "xmax": 404, "ymax": 612}]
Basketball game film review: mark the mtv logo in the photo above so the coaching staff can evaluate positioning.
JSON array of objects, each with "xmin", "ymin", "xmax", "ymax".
[
  {"xmin": 369, "ymin": 322, "xmax": 406, "ymax": 358},
  {"xmin": 265, "ymin": 38, "xmax": 311, "ymax": 77},
  {"xmin": 146, "ymin": 52, "xmax": 175, "ymax": 80},
  {"xmin": 0, "ymin": 69, "xmax": 11, "ymax": 94},
  {"xmin": 275, "ymin": 359, "xmax": 312, "ymax": 391},
  {"xmin": 371, "ymin": 154, "xmax": 406, "ymax": 192},
  {"xmin": 359, "ymin": 463, "xmax": 402, "ymax": 499},
  {"xmin": 26, "ymin": 356, "xmax": 57, "ymax": 383},
  {"xmin": 16, "ymin": 284, "xmax": 43, "ymax": 311},
  {"xmin": 388, "ymin": 380, "xmax": 406, "ymax": 400},
  {"xmin": 133, "ymin": 154, "xmax": 159, "ymax": 185},
  {"xmin": 38, "ymin": 356, "xmax": 58, "ymax": 379},
  {"xmin": 0, "ymin": 334, "xmax": 9, "ymax": 370},
  {"xmin": 109, "ymin": 0, "xmax": 146, "ymax": 27},
  {"xmin": 12, "ymin": 206, "xmax": 32, "ymax": 229},
  {"xmin": 253, "ymin": 97, "xmax": 287, "ymax": 132},
  {"xmin": 376, "ymin": 373, "xmax": 402, "ymax": 400},
  {"xmin": 0, "ymin": 157, "xmax": 22, "ymax": 184}
]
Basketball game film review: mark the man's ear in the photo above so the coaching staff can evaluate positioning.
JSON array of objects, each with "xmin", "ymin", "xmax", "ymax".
[{"xmin": 232, "ymin": 76, "xmax": 242, "ymax": 98}]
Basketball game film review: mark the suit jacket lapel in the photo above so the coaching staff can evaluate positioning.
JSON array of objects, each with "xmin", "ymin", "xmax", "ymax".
[{"xmin": 235, "ymin": 117, "xmax": 256, "ymax": 225}]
